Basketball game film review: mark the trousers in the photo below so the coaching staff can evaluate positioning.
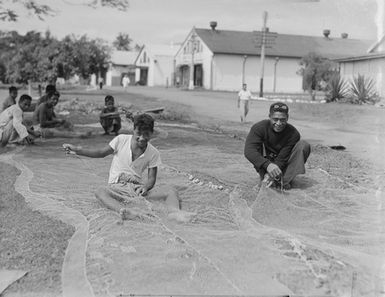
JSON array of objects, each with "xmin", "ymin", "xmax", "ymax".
[
  {"xmin": 0, "ymin": 120, "xmax": 24, "ymax": 146},
  {"xmin": 256, "ymin": 140, "xmax": 311, "ymax": 186}
]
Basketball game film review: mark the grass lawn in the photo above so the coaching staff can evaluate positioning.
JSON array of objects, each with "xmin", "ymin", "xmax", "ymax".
[{"xmin": 0, "ymin": 162, "xmax": 74, "ymax": 296}]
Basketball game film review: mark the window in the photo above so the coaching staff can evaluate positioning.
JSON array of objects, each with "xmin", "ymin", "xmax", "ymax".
[{"xmin": 196, "ymin": 40, "xmax": 200, "ymax": 52}]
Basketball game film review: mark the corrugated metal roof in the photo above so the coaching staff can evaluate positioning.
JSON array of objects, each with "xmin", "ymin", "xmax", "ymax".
[
  {"xmin": 335, "ymin": 52, "xmax": 385, "ymax": 62},
  {"xmin": 195, "ymin": 28, "xmax": 372, "ymax": 59},
  {"xmin": 110, "ymin": 50, "xmax": 139, "ymax": 65}
]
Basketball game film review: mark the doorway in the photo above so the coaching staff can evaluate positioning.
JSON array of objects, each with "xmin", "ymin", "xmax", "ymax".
[
  {"xmin": 139, "ymin": 68, "xmax": 148, "ymax": 86},
  {"xmin": 194, "ymin": 64, "xmax": 203, "ymax": 87}
]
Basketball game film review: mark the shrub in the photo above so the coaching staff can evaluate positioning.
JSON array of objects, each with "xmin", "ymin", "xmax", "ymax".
[
  {"xmin": 298, "ymin": 52, "xmax": 336, "ymax": 100},
  {"xmin": 156, "ymin": 107, "xmax": 191, "ymax": 122},
  {"xmin": 325, "ymin": 73, "xmax": 348, "ymax": 102},
  {"xmin": 348, "ymin": 74, "xmax": 379, "ymax": 104}
]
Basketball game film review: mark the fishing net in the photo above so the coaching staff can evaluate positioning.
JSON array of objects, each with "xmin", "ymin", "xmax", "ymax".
[{"xmin": 5, "ymin": 124, "xmax": 385, "ymax": 297}]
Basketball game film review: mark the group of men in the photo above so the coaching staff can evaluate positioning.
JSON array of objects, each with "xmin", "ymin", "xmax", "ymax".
[
  {"xmin": 64, "ymin": 98, "xmax": 310, "ymax": 220},
  {"xmin": 1, "ymin": 83, "xmax": 311, "ymax": 221},
  {"xmin": 0, "ymin": 85, "xmax": 90, "ymax": 148}
]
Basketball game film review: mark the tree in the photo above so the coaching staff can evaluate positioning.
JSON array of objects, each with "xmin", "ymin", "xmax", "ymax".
[
  {"xmin": 0, "ymin": 30, "xmax": 111, "ymax": 83},
  {"xmin": 113, "ymin": 33, "xmax": 132, "ymax": 51},
  {"xmin": 2, "ymin": 31, "xmax": 62, "ymax": 83},
  {"xmin": 55, "ymin": 35, "xmax": 111, "ymax": 80},
  {"xmin": 0, "ymin": 0, "xmax": 129, "ymax": 22},
  {"xmin": 298, "ymin": 52, "xmax": 336, "ymax": 100},
  {"xmin": 134, "ymin": 43, "xmax": 143, "ymax": 51}
]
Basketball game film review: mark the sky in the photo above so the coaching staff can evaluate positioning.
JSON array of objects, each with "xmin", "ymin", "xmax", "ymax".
[{"xmin": 3, "ymin": 0, "xmax": 383, "ymax": 46}]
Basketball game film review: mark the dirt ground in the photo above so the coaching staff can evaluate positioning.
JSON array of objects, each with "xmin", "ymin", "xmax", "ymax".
[
  {"xmin": 0, "ymin": 162, "xmax": 74, "ymax": 296},
  {"xmin": 0, "ymin": 86, "xmax": 384, "ymax": 296}
]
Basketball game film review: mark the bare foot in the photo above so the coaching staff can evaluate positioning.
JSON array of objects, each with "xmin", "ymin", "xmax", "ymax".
[
  {"xmin": 168, "ymin": 210, "xmax": 197, "ymax": 223},
  {"xmin": 119, "ymin": 208, "xmax": 156, "ymax": 222}
]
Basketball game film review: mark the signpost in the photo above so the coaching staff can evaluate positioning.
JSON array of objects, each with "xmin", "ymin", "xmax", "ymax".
[
  {"xmin": 259, "ymin": 11, "xmax": 268, "ymax": 98},
  {"xmin": 253, "ymin": 11, "xmax": 277, "ymax": 97},
  {"xmin": 188, "ymin": 32, "xmax": 197, "ymax": 90}
]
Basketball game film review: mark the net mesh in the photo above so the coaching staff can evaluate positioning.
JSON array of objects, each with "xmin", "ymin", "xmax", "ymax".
[{"xmin": 4, "ymin": 127, "xmax": 385, "ymax": 297}]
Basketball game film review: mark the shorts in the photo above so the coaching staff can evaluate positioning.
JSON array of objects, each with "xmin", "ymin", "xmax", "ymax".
[{"xmin": 105, "ymin": 183, "xmax": 146, "ymax": 206}]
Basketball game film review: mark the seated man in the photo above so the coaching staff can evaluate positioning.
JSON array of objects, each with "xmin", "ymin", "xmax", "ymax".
[
  {"xmin": 33, "ymin": 91, "xmax": 90, "ymax": 138},
  {"xmin": 63, "ymin": 113, "xmax": 195, "ymax": 222},
  {"xmin": 34, "ymin": 84, "xmax": 56, "ymax": 110},
  {"xmin": 1, "ymin": 86, "xmax": 18, "ymax": 112},
  {"xmin": 0, "ymin": 94, "xmax": 40, "ymax": 148},
  {"xmin": 244, "ymin": 102, "xmax": 311, "ymax": 190}
]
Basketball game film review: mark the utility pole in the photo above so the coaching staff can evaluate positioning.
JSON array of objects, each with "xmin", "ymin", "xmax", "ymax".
[
  {"xmin": 242, "ymin": 55, "xmax": 247, "ymax": 85},
  {"xmin": 259, "ymin": 11, "xmax": 268, "ymax": 98},
  {"xmin": 188, "ymin": 32, "xmax": 196, "ymax": 90},
  {"xmin": 273, "ymin": 57, "xmax": 279, "ymax": 92}
]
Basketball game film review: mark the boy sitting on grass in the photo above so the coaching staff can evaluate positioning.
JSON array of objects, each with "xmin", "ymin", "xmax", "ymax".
[
  {"xmin": 0, "ymin": 94, "xmax": 41, "ymax": 148},
  {"xmin": 100, "ymin": 95, "xmax": 121, "ymax": 135},
  {"xmin": 63, "ymin": 113, "xmax": 195, "ymax": 222}
]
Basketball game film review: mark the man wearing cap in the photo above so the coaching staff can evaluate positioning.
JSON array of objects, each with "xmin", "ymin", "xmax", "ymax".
[{"xmin": 244, "ymin": 102, "xmax": 311, "ymax": 190}]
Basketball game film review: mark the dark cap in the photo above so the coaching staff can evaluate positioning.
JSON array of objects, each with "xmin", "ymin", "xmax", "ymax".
[{"xmin": 269, "ymin": 102, "xmax": 289, "ymax": 114}]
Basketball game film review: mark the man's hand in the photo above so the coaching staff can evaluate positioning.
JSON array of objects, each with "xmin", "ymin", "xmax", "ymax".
[
  {"xmin": 262, "ymin": 173, "xmax": 274, "ymax": 188},
  {"xmin": 55, "ymin": 118, "xmax": 65, "ymax": 125},
  {"xmin": 134, "ymin": 184, "xmax": 148, "ymax": 196},
  {"xmin": 62, "ymin": 143, "xmax": 80, "ymax": 155},
  {"xmin": 32, "ymin": 130, "xmax": 41, "ymax": 138},
  {"xmin": 266, "ymin": 163, "xmax": 282, "ymax": 179},
  {"xmin": 118, "ymin": 173, "xmax": 140, "ymax": 185},
  {"xmin": 24, "ymin": 135, "xmax": 34, "ymax": 145}
]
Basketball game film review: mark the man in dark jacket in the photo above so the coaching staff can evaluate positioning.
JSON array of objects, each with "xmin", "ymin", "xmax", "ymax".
[{"xmin": 244, "ymin": 102, "xmax": 311, "ymax": 190}]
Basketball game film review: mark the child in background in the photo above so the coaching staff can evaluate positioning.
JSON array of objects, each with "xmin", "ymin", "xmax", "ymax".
[
  {"xmin": 100, "ymin": 95, "xmax": 121, "ymax": 135},
  {"xmin": 1, "ymin": 86, "xmax": 18, "ymax": 112}
]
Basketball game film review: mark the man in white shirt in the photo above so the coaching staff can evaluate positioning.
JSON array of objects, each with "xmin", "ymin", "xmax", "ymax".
[
  {"xmin": 0, "ymin": 94, "xmax": 40, "ymax": 148},
  {"xmin": 63, "ymin": 114, "xmax": 195, "ymax": 222},
  {"xmin": 237, "ymin": 83, "xmax": 252, "ymax": 123}
]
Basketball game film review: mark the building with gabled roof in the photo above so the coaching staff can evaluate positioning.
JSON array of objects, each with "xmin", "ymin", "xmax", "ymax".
[
  {"xmin": 106, "ymin": 50, "xmax": 139, "ymax": 87},
  {"xmin": 174, "ymin": 22, "xmax": 373, "ymax": 93},
  {"xmin": 135, "ymin": 44, "xmax": 179, "ymax": 87},
  {"xmin": 106, "ymin": 46, "xmax": 179, "ymax": 88}
]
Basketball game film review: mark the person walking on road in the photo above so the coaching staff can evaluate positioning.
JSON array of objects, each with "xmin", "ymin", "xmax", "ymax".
[
  {"xmin": 122, "ymin": 74, "xmax": 130, "ymax": 91},
  {"xmin": 237, "ymin": 83, "xmax": 252, "ymax": 123}
]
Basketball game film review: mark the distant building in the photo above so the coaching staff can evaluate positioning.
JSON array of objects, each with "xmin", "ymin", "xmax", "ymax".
[
  {"xmin": 336, "ymin": 35, "xmax": 385, "ymax": 98},
  {"xmin": 135, "ymin": 44, "xmax": 178, "ymax": 87},
  {"xmin": 106, "ymin": 51, "xmax": 139, "ymax": 87},
  {"xmin": 174, "ymin": 23, "xmax": 372, "ymax": 93}
]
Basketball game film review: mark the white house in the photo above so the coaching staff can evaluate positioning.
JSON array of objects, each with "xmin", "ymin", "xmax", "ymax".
[
  {"xmin": 135, "ymin": 44, "xmax": 178, "ymax": 87},
  {"xmin": 174, "ymin": 22, "xmax": 372, "ymax": 93},
  {"xmin": 336, "ymin": 36, "xmax": 385, "ymax": 98},
  {"xmin": 106, "ymin": 51, "xmax": 139, "ymax": 87}
]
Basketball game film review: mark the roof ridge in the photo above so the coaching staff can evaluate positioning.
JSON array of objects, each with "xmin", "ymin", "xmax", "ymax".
[{"xmin": 194, "ymin": 27, "xmax": 370, "ymax": 41}]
